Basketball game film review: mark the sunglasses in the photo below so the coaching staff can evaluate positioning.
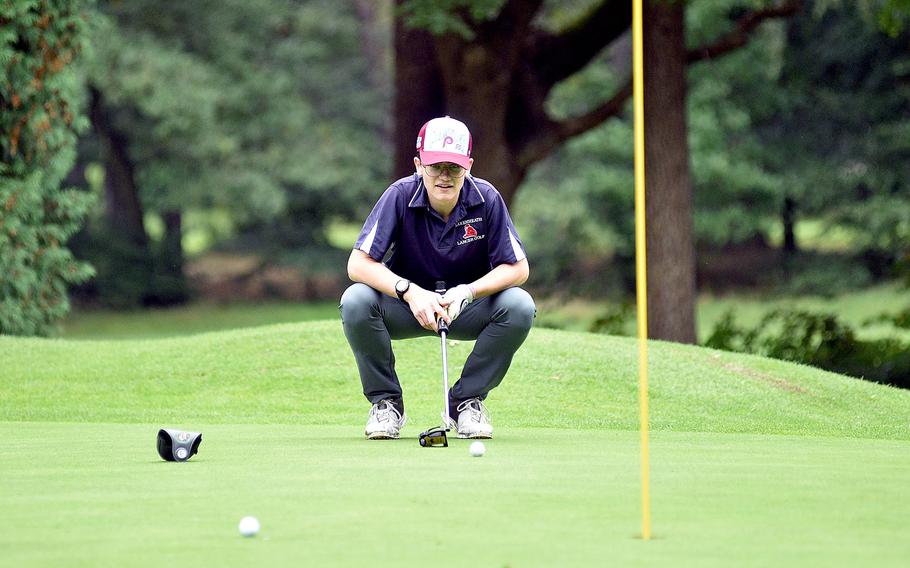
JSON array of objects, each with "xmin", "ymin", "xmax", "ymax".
[{"xmin": 421, "ymin": 162, "xmax": 467, "ymax": 178}]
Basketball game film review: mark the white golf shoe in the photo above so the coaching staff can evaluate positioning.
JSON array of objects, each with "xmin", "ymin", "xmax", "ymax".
[
  {"xmin": 454, "ymin": 398, "xmax": 493, "ymax": 439},
  {"xmin": 365, "ymin": 399, "xmax": 406, "ymax": 439}
]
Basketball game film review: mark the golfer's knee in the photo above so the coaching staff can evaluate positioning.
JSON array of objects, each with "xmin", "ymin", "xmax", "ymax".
[
  {"xmin": 340, "ymin": 283, "xmax": 379, "ymax": 326},
  {"xmin": 499, "ymin": 287, "xmax": 536, "ymax": 331}
]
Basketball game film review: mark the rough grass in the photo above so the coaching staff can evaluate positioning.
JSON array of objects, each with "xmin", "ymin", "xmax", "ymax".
[{"xmin": 3, "ymin": 322, "xmax": 908, "ymax": 439}]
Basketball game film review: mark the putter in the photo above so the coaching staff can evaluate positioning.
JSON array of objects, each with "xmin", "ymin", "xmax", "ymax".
[{"xmin": 419, "ymin": 281, "xmax": 451, "ymax": 448}]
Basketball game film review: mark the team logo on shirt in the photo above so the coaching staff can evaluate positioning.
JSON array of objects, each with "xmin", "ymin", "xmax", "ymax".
[{"xmin": 456, "ymin": 218, "xmax": 485, "ymax": 246}]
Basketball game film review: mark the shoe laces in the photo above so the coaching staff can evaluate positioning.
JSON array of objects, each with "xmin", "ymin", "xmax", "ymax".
[
  {"xmin": 370, "ymin": 399, "xmax": 402, "ymax": 424},
  {"xmin": 456, "ymin": 398, "xmax": 490, "ymax": 424}
]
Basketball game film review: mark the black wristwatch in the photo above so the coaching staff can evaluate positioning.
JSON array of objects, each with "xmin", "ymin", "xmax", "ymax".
[{"xmin": 395, "ymin": 279, "xmax": 411, "ymax": 301}]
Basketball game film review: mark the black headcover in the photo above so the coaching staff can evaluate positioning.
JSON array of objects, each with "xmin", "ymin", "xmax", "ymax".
[{"xmin": 157, "ymin": 428, "xmax": 202, "ymax": 462}]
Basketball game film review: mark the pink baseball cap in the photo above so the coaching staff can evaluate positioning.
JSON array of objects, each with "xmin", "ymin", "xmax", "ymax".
[{"xmin": 416, "ymin": 116, "xmax": 472, "ymax": 168}]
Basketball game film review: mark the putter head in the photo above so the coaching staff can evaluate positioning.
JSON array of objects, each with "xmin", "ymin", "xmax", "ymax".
[{"xmin": 418, "ymin": 426, "xmax": 449, "ymax": 447}]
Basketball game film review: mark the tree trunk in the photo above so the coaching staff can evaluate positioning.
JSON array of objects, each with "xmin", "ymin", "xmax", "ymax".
[
  {"xmin": 392, "ymin": 3, "xmax": 528, "ymax": 200},
  {"xmin": 643, "ymin": 1, "xmax": 697, "ymax": 344},
  {"xmin": 393, "ymin": 2, "xmax": 445, "ymax": 177},
  {"xmin": 433, "ymin": 39, "xmax": 526, "ymax": 202},
  {"xmin": 88, "ymin": 87, "xmax": 148, "ymax": 248},
  {"xmin": 89, "ymin": 88, "xmax": 148, "ymax": 248},
  {"xmin": 87, "ymin": 86, "xmax": 158, "ymax": 306},
  {"xmin": 782, "ymin": 195, "xmax": 797, "ymax": 254},
  {"xmin": 161, "ymin": 209, "xmax": 184, "ymax": 279},
  {"xmin": 144, "ymin": 208, "xmax": 189, "ymax": 306}
]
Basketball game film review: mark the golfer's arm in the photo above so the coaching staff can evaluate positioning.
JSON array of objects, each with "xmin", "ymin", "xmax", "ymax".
[
  {"xmin": 347, "ymin": 249, "xmax": 409, "ymax": 298},
  {"xmin": 469, "ymin": 258, "xmax": 529, "ymax": 299}
]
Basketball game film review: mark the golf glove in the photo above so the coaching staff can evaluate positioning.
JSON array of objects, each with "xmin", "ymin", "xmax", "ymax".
[{"xmin": 442, "ymin": 284, "xmax": 474, "ymax": 321}]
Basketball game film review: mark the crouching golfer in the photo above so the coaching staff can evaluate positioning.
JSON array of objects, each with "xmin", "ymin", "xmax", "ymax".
[{"xmin": 340, "ymin": 116, "xmax": 535, "ymax": 440}]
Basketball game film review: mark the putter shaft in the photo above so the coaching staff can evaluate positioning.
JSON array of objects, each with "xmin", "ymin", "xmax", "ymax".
[
  {"xmin": 435, "ymin": 280, "xmax": 451, "ymax": 431},
  {"xmin": 441, "ymin": 328, "xmax": 450, "ymax": 429}
]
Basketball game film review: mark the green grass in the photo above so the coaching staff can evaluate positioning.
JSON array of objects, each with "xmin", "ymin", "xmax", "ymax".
[
  {"xmin": 59, "ymin": 301, "xmax": 338, "ymax": 339},
  {"xmin": 4, "ymin": 424, "xmax": 908, "ymax": 567},
  {"xmin": 2, "ymin": 323, "xmax": 909, "ymax": 566},
  {"xmin": 766, "ymin": 218, "xmax": 862, "ymax": 252}
]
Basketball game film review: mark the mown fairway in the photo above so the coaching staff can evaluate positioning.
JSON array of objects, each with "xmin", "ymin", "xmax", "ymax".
[{"xmin": 2, "ymin": 321, "xmax": 909, "ymax": 567}]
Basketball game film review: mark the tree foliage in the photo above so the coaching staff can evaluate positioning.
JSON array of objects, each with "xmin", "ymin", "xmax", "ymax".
[
  {"xmin": 515, "ymin": 1, "xmax": 792, "ymax": 285},
  {"xmin": 72, "ymin": 0, "xmax": 391, "ymax": 306},
  {"xmin": 751, "ymin": 1, "xmax": 910, "ymax": 273},
  {"xmin": 88, "ymin": 0, "xmax": 389, "ymax": 234},
  {"xmin": 816, "ymin": 0, "xmax": 910, "ymax": 36},
  {"xmin": 0, "ymin": 0, "xmax": 94, "ymax": 336},
  {"xmin": 517, "ymin": 0, "xmax": 910, "ymax": 295}
]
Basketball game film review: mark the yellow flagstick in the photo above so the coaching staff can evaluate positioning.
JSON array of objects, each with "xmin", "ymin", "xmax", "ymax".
[{"xmin": 632, "ymin": 0, "xmax": 651, "ymax": 541}]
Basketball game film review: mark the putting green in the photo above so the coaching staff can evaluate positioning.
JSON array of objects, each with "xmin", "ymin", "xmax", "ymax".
[
  {"xmin": 2, "ymin": 422, "xmax": 908, "ymax": 567},
  {"xmin": 3, "ymin": 323, "xmax": 909, "ymax": 566}
]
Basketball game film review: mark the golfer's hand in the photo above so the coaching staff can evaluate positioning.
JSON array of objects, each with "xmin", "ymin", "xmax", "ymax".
[
  {"xmin": 440, "ymin": 284, "xmax": 474, "ymax": 322},
  {"xmin": 405, "ymin": 286, "xmax": 449, "ymax": 332}
]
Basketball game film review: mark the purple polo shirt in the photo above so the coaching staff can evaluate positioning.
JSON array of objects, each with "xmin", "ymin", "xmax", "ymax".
[{"xmin": 354, "ymin": 174, "xmax": 527, "ymax": 291}]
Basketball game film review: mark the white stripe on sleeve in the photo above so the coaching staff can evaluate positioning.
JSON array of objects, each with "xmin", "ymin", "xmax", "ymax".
[
  {"xmin": 509, "ymin": 228, "xmax": 526, "ymax": 262},
  {"xmin": 359, "ymin": 220, "xmax": 379, "ymax": 255}
]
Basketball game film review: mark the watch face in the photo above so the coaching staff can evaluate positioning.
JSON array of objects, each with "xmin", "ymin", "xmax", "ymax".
[{"xmin": 396, "ymin": 280, "xmax": 408, "ymax": 293}]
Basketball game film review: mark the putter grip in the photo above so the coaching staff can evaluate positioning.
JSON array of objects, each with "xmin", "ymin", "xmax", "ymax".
[{"xmin": 435, "ymin": 280, "xmax": 448, "ymax": 334}]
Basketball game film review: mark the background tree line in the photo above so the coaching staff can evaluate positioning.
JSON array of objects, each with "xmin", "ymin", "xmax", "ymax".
[{"xmin": 2, "ymin": 0, "xmax": 909, "ymax": 344}]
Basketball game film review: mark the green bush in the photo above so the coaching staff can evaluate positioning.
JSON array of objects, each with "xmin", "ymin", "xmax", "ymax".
[
  {"xmin": 0, "ymin": 0, "xmax": 95, "ymax": 335},
  {"xmin": 705, "ymin": 309, "xmax": 910, "ymax": 389},
  {"xmin": 775, "ymin": 253, "xmax": 873, "ymax": 297},
  {"xmin": 588, "ymin": 302, "xmax": 634, "ymax": 335},
  {"xmin": 865, "ymin": 300, "xmax": 910, "ymax": 331}
]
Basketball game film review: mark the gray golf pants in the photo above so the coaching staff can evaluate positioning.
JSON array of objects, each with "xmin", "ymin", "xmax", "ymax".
[{"xmin": 339, "ymin": 283, "xmax": 536, "ymax": 406}]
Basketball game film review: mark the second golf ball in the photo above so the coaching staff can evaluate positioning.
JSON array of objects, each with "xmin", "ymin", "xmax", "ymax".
[
  {"xmin": 469, "ymin": 441, "xmax": 486, "ymax": 457},
  {"xmin": 238, "ymin": 516, "xmax": 260, "ymax": 537}
]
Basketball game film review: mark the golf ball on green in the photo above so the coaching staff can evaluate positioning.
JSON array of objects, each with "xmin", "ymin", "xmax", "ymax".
[
  {"xmin": 238, "ymin": 516, "xmax": 260, "ymax": 537},
  {"xmin": 469, "ymin": 441, "xmax": 486, "ymax": 457}
]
